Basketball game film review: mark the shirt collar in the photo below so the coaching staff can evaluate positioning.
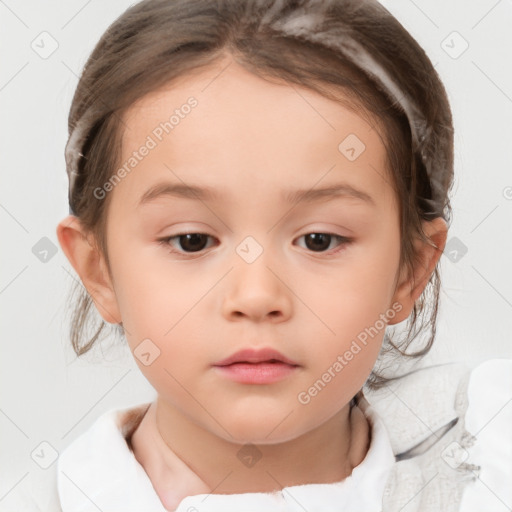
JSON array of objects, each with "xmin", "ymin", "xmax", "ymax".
[{"xmin": 58, "ymin": 396, "xmax": 395, "ymax": 512}]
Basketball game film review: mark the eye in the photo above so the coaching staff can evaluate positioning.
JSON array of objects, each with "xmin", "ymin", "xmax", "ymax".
[
  {"xmin": 295, "ymin": 233, "xmax": 351, "ymax": 254},
  {"xmin": 158, "ymin": 231, "xmax": 352, "ymax": 257},
  {"xmin": 158, "ymin": 233, "xmax": 216, "ymax": 255}
]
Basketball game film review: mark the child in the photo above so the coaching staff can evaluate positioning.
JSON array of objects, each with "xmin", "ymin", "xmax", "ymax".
[{"xmin": 43, "ymin": 0, "xmax": 509, "ymax": 511}]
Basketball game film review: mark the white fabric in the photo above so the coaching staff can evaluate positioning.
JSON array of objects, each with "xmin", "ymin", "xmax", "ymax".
[
  {"xmin": 459, "ymin": 359, "xmax": 512, "ymax": 512},
  {"xmin": 57, "ymin": 398, "xmax": 396, "ymax": 512},
  {"xmin": 364, "ymin": 362, "xmax": 468, "ymax": 457}
]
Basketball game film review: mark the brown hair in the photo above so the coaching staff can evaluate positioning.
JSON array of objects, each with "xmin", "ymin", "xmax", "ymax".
[{"xmin": 63, "ymin": 0, "xmax": 454, "ymax": 389}]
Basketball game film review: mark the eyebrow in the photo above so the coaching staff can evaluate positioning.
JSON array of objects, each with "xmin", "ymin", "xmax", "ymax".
[
  {"xmin": 138, "ymin": 182, "xmax": 220, "ymax": 207},
  {"xmin": 137, "ymin": 181, "xmax": 375, "ymax": 208},
  {"xmin": 284, "ymin": 184, "xmax": 375, "ymax": 206}
]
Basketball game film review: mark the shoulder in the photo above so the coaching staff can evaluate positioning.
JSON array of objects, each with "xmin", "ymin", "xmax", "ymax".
[
  {"xmin": 48, "ymin": 401, "xmax": 166, "ymax": 512},
  {"xmin": 459, "ymin": 359, "xmax": 512, "ymax": 511},
  {"xmin": 364, "ymin": 359, "xmax": 512, "ymax": 512},
  {"xmin": 364, "ymin": 361, "xmax": 471, "ymax": 458},
  {"xmin": 1, "ymin": 469, "xmax": 63, "ymax": 512},
  {"xmin": 3, "ymin": 403, "xmax": 152, "ymax": 512}
]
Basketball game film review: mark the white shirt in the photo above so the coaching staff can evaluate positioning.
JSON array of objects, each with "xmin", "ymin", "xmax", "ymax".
[{"xmin": 56, "ymin": 397, "xmax": 396, "ymax": 512}]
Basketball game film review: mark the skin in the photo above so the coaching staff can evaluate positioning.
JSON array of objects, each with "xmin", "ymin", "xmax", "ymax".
[{"xmin": 57, "ymin": 55, "xmax": 447, "ymax": 509}]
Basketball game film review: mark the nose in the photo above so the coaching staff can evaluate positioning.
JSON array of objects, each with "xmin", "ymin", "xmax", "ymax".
[{"xmin": 222, "ymin": 254, "xmax": 293, "ymax": 323}]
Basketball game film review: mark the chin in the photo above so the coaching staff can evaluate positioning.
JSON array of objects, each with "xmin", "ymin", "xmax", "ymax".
[{"xmin": 214, "ymin": 409, "xmax": 306, "ymax": 445}]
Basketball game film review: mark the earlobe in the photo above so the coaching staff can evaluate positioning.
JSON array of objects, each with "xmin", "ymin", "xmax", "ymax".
[
  {"xmin": 388, "ymin": 217, "xmax": 448, "ymax": 325},
  {"xmin": 56, "ymin": 215, "xmax": 122, "ymax": 324}
]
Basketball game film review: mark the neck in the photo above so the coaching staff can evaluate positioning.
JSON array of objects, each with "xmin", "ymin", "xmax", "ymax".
[{"xmin": 131, "ymin": 396, "xmax": 370, "ymax": 510}]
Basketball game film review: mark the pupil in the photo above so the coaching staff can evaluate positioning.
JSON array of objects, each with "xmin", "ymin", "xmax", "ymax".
[
  {"xmin": 306, "ymin": 233, "xmax": 330, "ymax": 251},
  {"xmin": 180, "ymin": 233, "xmax": 207, "ymax": 252}
]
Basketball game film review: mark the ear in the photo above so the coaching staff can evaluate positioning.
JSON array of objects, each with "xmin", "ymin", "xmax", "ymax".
[
  {"xmin": 56, "ymin": 215, "xmax": 122, "ymax": 324},
  {"xmin": 388, "ymin": 217, "xmax": 448, "ymax": 325}
]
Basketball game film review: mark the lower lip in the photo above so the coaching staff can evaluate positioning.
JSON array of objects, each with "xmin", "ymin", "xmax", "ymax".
[{"xmin": 213, "ymin": 362, "xmax": 299, "ymax": 384}]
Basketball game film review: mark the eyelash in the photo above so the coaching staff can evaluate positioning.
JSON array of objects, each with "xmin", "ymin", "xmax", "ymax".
[{"xmin": 157, "ymin": 232, "xmax": 352, "ymax": 258}]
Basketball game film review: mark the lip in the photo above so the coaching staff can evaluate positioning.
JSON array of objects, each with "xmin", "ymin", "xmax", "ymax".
[
  {"xmin": 213, "ymin": 347, "xmax": 299, "ymax": 367},
  {"xmin": 212, "ymin": 347, "xmax": 300, "ymax": 385}
]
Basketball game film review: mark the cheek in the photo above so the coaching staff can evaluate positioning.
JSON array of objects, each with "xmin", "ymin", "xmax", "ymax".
[
  {"xmin": 298, "ymin": 228, "xmax": 401, "ymax": 394},
  {"xmin": 293, "ymin": 329, "xmax": 383, "ymax": 432},
  {"xmin": 309, "ymin": 235, "xmax": 400, "ymax": 335},
  {"xmin": 111, "ymin": 256, "xmax": 216, "ymax": 382},
  {"xmin": 109, "ymin": 241, "xmax": 197, "ymax": 336}
]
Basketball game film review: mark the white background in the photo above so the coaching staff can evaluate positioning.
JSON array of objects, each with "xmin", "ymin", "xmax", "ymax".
[{"xmin": 1, "ymin": 0, "xmax": 511, "ymax": 507}]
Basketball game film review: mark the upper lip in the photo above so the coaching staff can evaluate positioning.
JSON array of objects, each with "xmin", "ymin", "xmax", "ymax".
[{"xmin": 213, "ymin": 347, "xmax": 299, "ymax": 366}]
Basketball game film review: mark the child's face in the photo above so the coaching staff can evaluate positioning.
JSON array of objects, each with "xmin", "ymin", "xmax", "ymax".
[{"xmin": 99, "ymin": 57, "xmax": 407, "ymax": 442}]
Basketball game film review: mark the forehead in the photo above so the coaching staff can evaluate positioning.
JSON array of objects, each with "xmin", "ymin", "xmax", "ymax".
[{"xmin": 114, "ymin": 58, "xmax": 393, "ymax": 212}]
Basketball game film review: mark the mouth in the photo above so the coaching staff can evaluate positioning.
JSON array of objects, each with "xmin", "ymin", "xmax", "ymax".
[
  {"xmin": 212, "ymin": 347, "xmax": 300, "ymax": 384},
  {"xmin": 212, "ymin": 347, "xmax": 299, "ymax": 367}
]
